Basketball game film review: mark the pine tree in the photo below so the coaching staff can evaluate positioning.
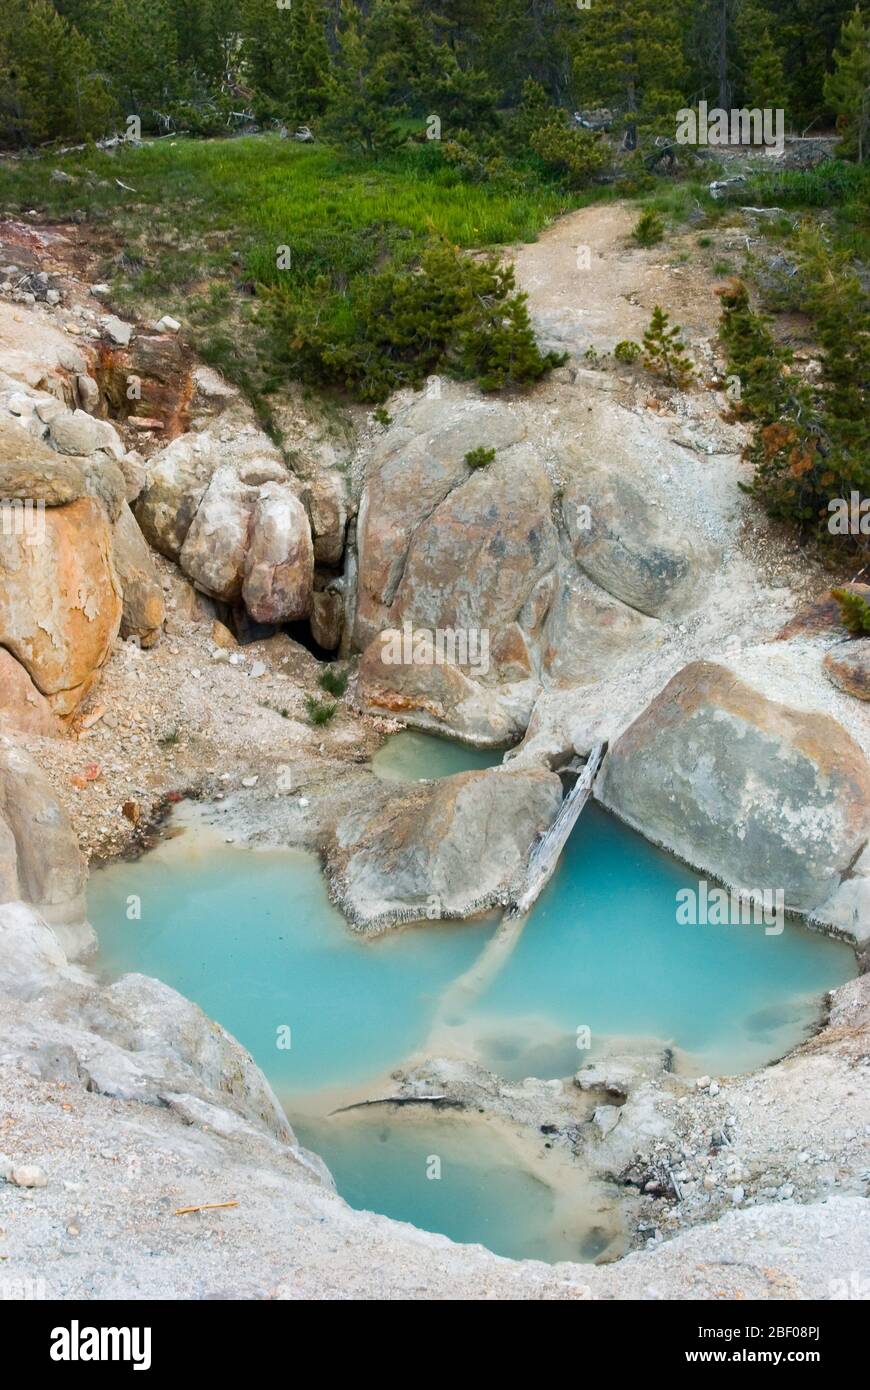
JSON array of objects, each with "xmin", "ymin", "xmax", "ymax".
[
  {"xmin": 94, "ymin": 0, "xmax": 180, "ymax": 122},
  {"xmin": 761, "ymin": 0, "xmax": 856, "ymax": 130},
  {"xmin": 324, "ymin": 1, "xmax": 403, "ymax": 154},
  {"xmin": 824, "ymin": 5, "xmax": 870, "ymax": 161},
  {"xmin": 736, "ymin": 5, "xmax": 789, "ymax": 115},
  {"xmin": 241, "ymin": 0, "xmax": 296, "ymax": 106},
  {"xmin": 285, "ymin": 0, "xmax": 333, "ymax": 120},
  {"xmin": 642, "ymin": 305, "xmax": 694, "ymax": 385},
  {"xmin": 366, "ymin": 0, "xmax": 449, "ymax": 113},
  {"xmin": 0, "ymin": 0, "xmax": 111, "ymax": 144},
  {"xmin": 571, "ymin": 0, "xmax": 688, "ymax": 148}
]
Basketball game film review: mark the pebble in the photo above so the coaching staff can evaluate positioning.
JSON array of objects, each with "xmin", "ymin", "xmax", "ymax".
[
  {"xmin": 241, "ymin": 776, "xmax": 258, "ymax": 788},
  {"xmin": 731, "ymin": 1184, "xmax": 745, "ymax": 1204},
  {"xmin": 11, "ymin": 1165, "xmax": 48, "ymax": 1188}
]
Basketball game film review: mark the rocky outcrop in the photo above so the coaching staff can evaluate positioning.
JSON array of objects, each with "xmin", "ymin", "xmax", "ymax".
[
  {"xmin": 330, "ymin": 766, "xmax": 563, "ymax": 931},
  {"xmin": 0, "ymin": 906, "xmax": 326, "ymax": 1170},
  {"xmin": 351, "ymin": 386, "xmax": 731, "ymax": 742},
  {"xmin": 0, "ymin": 375, "xmax": 163, "ymax": 713},
  {"xmin": 0, "ymin": 424, "xmax": 86, "ymax": 504},
  {"xmin": 599, "ymin": 658, "xmax": 870, "ymax": 917},
  {"xmin": 137, "ymin": 426, "xmax": 315, "ymax": 620},
  {"xmin": 242, "ymin": 484, "xmax": 313, "ymax": 622},
  {"xmin": 0, "ymin": 738, "xmax": 90, "ymax": 954}
]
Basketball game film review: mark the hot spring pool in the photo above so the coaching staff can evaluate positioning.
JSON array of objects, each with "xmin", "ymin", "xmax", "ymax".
[{"xmin": 89, "ymin": 737, "xmax": 856, "ymax": 1262}]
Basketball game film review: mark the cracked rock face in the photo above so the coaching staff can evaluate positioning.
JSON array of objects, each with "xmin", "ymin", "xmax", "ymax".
[{"xmin": 599, "ymin": 659, "xmax": 870, "ymax": 914}]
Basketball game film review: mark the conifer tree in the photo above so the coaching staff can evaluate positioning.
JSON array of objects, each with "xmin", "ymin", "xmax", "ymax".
[
  {"xmin": 642, "ymin": 305, "xmax": 694, "ymax": 385},
  {"xmin": 0, "ymin": 0, "xmax": 111, "ymax": 143},
  {"xmin": 571, "ymin": 0, "xmax": 688, "ymax": 148},
  {"xmin": 94, "ymin": 0, "xmax": 179, "ymax": 122},
  {"xmin": 324, "ymin": 1, "xmax": 403, "ymax": 154},
  {"xmin": 287, "ymin": 0, "xmax": 334, "ymax": 121},
  {"xmin": 744, "ymin": 28, "xmax": 789, "ymax": 114},
  {"xmin": 824, "ymin": 5, "xmax": 870, "ymax": 161}
]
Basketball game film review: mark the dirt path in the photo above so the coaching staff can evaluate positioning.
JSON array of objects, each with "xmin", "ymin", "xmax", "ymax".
[{"xmin": 512, "ymin": 201, "xmax": 728, "ymax": 356}]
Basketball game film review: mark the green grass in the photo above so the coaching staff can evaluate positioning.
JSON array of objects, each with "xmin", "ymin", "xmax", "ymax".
[
  {"xmin": 304, "ymin": 693, "xmax": 338, "ymax": 725},
  {"xmin": 0, "ymin": 135, "xmax": 578, "ymax": 408},
  {"xmin": 318, "ymin": 665, "xmax": 348, "ymax": 697}
]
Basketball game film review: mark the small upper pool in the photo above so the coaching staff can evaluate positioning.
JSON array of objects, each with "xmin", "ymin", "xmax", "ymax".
[{"xmin": 372, "ymin": 729, "xmax": 505, "ymax": 781}]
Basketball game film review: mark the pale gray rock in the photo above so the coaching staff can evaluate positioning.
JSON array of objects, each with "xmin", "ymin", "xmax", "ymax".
[
  {"xmin": 0, "ymin": 738, "xmax": 88, "ymax": 939},
  {"xmin": 330, "ymin": 766, "xmax": 562, "ymax": 931},
  {"xmin": 599, "ymin": 659, "xmax": 870, "ymax": 916}
]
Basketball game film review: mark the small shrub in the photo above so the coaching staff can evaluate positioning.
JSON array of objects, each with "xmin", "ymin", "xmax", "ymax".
[
  {"xmin": 465, "ymin": 446, "xmax": 496, "ymax": 468},
  {"xmin": 318, "ymin": 666, "xmax": 348, "ymax": 697},
  {"xmin": 642, "ymin": 306, "xmax": 694, "ymax": 386},
  {"xmin": 717, "ymin": 280, "xmax": 794, "ymax": 419},
  {"xmin": 157, "ymin": 727, "xmax": 180, "ymax": 747},
  {"xmin": 266, "ymin": 238, "xmax": 566, "ymax": 402},
  {"xmin": 697, "ymin": 235, "xmax": 713, "ymax": 248},
  {"xmin": 304, "ymin": 694, "xmax": 338, "ymax": 726},
  {"xmin": 631, "ymin": 209, "xmax": 665, "ymax": 247},
  {"xmin": 528, "ymin": 119, "xmax": 608, "ymax": 188},
  {"xmin": 373, "ymin": 406, "xmax": 392, "ymax": 428},
  {"xmin": 614, "ymin": 339, "xmax": 641, "ymax": 363},
  {"xmin": 832, "ymin": 589, "xmax": 870, "ymax": 635},
  {"xmin": 713, "ymin": 260, "xmax": 733, "ymax": 277}
]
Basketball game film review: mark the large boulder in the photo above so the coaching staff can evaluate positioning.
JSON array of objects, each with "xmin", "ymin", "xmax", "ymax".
[
  {"xmin": 136, "ymin": 427, "xmax": 315, "ymax": 618},
  {"xmin": 134, "ymin": 432, "xmax": 214, "ymax": 560},
  {"xmin": 331, "ymin": 766, "xmax": 563, "ymax": 931},
  {"xmin": 242, "ymin": 483, "xmax": 313, "ymax": 622},
  {"xmin": 0, "ymin": 422, "xmax": 86, "ymax": 505},
  {"xmin": 79, "ymin": 973, "xmax": 294, "ymax": 1141},
  {"xmin": 0, "ymin": 493, "xmax": 122, "ymax": 715},
  {"xmin": 354, "ymin": 396, "xmax": 527, "ymax": 647},
  {"xmin": 179, "ymin": 462, "xmax": 252, "ymax": 602},
  {"xmin": 304, "ymin": 471, "xmax": 348, "ymax": 567},
  {"xmin": 599, "ymin": 658, "xmax": 870, "ymax": 916},
  {"xmin": 354, "ymin": 396, "xmax": 559, "ymax": 740}
]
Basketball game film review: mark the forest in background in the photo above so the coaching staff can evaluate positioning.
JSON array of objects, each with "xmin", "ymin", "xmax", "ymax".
[{"xmin": 0, "ymin": 0, "xmax": 867, "ymax": 157}]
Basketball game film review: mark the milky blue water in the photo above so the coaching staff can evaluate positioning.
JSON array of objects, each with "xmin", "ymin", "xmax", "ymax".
[
  {"xmin": 89, "ymin": 733, "xmax": 857, "ymax": 1262},
  {"xmin": 372, "ymin": 729, "xmax": 504, "ymax": 781}
]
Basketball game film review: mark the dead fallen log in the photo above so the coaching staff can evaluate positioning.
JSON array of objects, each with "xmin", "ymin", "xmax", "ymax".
[{"xmin": 328, "ymin": 1094, "xmax": 464, "ymax": 1117}]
